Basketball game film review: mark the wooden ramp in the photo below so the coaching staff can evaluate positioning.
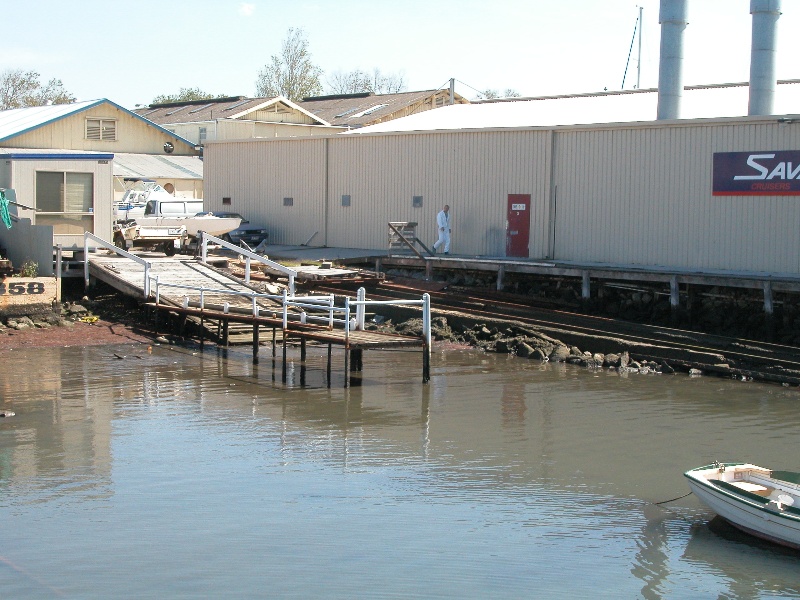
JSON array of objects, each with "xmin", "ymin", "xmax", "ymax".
[
  {"xmin": 88, "ymin": 252, "xmax": 431, "ymax": 385},
  {"xmin": 89, "ymin": 253, "xmax": 277, "ymax": 311}
]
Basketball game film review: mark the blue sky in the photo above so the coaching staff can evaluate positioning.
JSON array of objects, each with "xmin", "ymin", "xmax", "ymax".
[{"xmin": 2, "ymin": 0, "xmax": 798, "ymax": 109}]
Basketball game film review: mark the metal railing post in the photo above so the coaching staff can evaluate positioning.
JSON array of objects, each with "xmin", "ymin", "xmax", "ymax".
[
  {"xmin": 282, "ymin": 289, "xmax": 288, "ymax": 330},
  {"xmin": 344, "ymin": 296, "xmax": 351, "ymax": 343},
  {"xmin": 245, "ymin": 256, "xmax": 251, "ymax": 283},
  {"xmin": 83, "ymin": 234, "xmax": 90, "ymax": 290},
  {"xmin": 357, "ymin": 287, "xmax": 365, "ymax": 330}
]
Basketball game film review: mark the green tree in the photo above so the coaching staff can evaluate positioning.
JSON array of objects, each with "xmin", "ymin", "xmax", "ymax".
[
  {"xmin": 255, "ymin": 28, "xmax": 323, "ymax": 101},
  {"xmin": 150, "ymin": 87, "xmax": 227, "ymax": 105},
  {"xmin": 0, "ymin": 69, "xmax": 75, "ymax": 110}
]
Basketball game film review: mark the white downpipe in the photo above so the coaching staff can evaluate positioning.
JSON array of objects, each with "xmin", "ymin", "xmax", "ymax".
[
  {"xmin": 749, "ymin": 0, "xmax": 782, "ymax": 116},
  {"xmin": 657, "ymin": 0, "xmax": 688, "ymax": 120}
]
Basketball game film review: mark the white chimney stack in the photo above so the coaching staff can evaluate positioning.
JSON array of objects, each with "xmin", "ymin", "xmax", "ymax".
[
  {"xmin": 657, "ymin": 0, "xmax": 688, "ymax": 120},
  {"xmin": 748, "ymin": 0, "xmax": 782, "ymax": 116}
]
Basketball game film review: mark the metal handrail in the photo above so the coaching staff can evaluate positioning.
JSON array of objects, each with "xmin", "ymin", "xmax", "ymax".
[
  {"xmin": 84, "ymin": 232, "xmax": 153, "ymax": 297},
  {"xmin": 197, "ymin": 231, "xmax": 298, "ymax": 296}
]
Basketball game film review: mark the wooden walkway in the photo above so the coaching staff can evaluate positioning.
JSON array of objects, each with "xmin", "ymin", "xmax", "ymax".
[{"xmin": 87, "ymin": 252, "xmax": 430, "ymax": 385}]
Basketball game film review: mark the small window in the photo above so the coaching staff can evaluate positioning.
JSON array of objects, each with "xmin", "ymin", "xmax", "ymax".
[
  {"xmin": 335, "ymin": 107, "xmax": 361, "ymax": 118},
  {"xmin": 164, "ymin": 106, "xmax": 187, "ymax": 116},
  {"xmin": 86, "ymin": 118, "xmax": 116, "ymax": 141},
  {"xmin": 222, "ymin": 197, "xmax": 232, "ymax": 205},
  {"xmin": 199, "ymin": 126, "xmax": 207, "ymax": 142},
  {"xmin": 413, "ymin": 195, "xmax": 423, "ymax": 208},
  {"xmin": 341, "ymin": 194, "xmax": 351, "ymax": 207},
  {"xmin": 351, "ymin": 104, "xmax": 389, "ymax": 118},
  {"xmin": 189, "ymin": 103, "xmax": 213, "ymax": 114},
  {"xmin": 283, "ymin": 197, "xmax": 294, "ymax": 207},
  {"xmin": 224, "ymin": 99, "xmax": 251, "ymax": 112}
]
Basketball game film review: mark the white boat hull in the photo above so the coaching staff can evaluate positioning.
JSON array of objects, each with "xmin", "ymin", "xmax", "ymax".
[
  {"xmin": 135, "ymin": 216, "xmax": 241, "ymax": 238},
  {"xmin": 685, "ymin": 463, "xmax": 800, "ymax": 550}
]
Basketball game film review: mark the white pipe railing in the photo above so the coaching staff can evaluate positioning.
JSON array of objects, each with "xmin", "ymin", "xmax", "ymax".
[
  {"xmin": 88, "ymin": 239, "xmax": 431, "ymax": 343},
  {"xmin": 197, "ymin": 231, "xmax": 298, "ymax": 296},
  {"xmin": 84, "ymin": 232, "xmax": 153, "ymax": 297}
]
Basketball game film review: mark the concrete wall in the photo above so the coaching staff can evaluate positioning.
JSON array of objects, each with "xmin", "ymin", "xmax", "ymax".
[{"xmin": 0, "ymin": 217, "xmax": 56, "ymax": 276}]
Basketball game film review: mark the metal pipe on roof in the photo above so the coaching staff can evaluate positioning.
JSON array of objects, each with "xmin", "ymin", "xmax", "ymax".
[
  {"xmin": 748, "ymin": 0, "xmax": 782, "ymax": 116},
  {"xmin": 657, "ymin": 0, "xmax": 688, "ymax": 120}
]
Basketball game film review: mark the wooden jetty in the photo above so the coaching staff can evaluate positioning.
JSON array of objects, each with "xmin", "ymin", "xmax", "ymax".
[{"xmin": 84, "ymin": 233, "xmax": 431, "ymax": 386}]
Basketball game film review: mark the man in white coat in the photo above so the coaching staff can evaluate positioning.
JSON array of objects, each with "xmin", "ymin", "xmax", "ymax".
[{"xmin": 432, "ymin": 204, "xmax": 451, "ymax": 254}]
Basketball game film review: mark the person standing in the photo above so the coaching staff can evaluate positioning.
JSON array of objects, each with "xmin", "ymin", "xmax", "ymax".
[{"xmin": 432, "ymin": 204, "xmax": 451, "ymax": 254}]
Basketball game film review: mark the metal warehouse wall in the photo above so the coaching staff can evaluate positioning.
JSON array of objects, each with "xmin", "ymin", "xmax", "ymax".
[
  {"xmin": 326, "ymin": 131, "xmax": 550, "ymax": 255},
  {"xmin": 205, "ymin": 139, "xmax": 326, "ymax": 244},
  {"xmin": 206, "ymin": 130, "xmax": 551, "ymax": 256},
  {"xmin": 205, "ymin": 116, "xmax": 800, "ymax": 274},
  {"xmin": 552, "ymin": 119, "xmax": 800, "ymax": 273}
]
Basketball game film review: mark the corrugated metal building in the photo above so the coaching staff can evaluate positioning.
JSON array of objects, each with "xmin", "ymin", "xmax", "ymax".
[{"xmin": 204, "ymin": 83, "xmax": 800, "ymax": 275}]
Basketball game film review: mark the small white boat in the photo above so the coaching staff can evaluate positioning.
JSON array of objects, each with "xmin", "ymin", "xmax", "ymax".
[
  {"xmin": 135, "ymin": 213, "xmax": 241, "ymax": 238},
  {"xmin": 114, "ymin": 180, "xmax": 171, "ymax": 222},
  {"xmin": 685, "ymin": 462, "xmax": 800, "ymax": 550}
]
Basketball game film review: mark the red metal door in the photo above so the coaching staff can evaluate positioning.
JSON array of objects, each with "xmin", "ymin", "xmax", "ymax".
[{"xmin": 506, "ymin": 194, "xmax": 531, "ymax": 257}]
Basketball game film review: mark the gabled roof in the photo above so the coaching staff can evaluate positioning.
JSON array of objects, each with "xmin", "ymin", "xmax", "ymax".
[
  {"xmin": 113, "ymin": 153, "xmax": 203, "ymax": 180},
  {"xmin": 345, "ymin": 80, "xmax": 800, "ymax": 134},
  {"xmin": 135, "ymin": 96, "xmax": 330, "ymax": 126},
  {"xmin": 0, "ymin": 99, "xmax": 196, "ymax": 148},
  {"xmin": 300, "ymin": 89, "xmax": 470, "ymax": 128}
]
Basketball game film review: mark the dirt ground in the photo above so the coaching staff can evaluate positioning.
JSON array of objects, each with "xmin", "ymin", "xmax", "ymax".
[
  {"xmin": 0, "ymin": 280, "xmax": 154, "ymax": 350},
  {"xmin": 0, "ymin": 318, "xmax": 153, "ymax": 350}
]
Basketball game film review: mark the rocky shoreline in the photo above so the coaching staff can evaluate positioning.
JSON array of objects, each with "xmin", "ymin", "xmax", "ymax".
[{"xmin": 3, "ymin": 279, "xmax": 799, "ymax": 386}]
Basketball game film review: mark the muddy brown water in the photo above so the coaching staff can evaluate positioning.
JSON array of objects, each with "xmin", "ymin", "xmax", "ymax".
[{"xmin": 1, "ymin": 342, "xmax": 798, "ymax": 599}]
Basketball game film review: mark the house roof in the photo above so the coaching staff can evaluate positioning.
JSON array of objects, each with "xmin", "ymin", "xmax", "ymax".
[
  {"xmin": 113, "ymin": 152, "xmax": 203, "ymax": 180},
  {"xmin": 0, "ymin": 99, "xmax": 196, "ymax": 148},
  {"xmin": 135, "ymin": 96, "xmax": 330, "ymax": 126},
  {"xmin": 300, "ymin": 89, "xmax": 469, "ymax": 128},
  {"xmin": 346, "ymin": 80, "xmax": 800, "ymax": 135}
]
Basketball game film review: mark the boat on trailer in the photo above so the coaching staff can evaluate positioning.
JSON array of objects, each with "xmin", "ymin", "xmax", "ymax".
[{"xmin": 685, "ymin": 462, "xmax": 800, "ymax": 550}]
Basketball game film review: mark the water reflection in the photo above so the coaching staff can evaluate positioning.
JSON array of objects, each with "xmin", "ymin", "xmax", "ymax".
[{"xmin": 1, "ymin": 343, "xmax": 799, "ymax": 598}]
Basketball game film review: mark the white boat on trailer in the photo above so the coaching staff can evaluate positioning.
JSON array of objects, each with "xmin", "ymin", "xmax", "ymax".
[{"xmin": 685, "ymin": 462, "xmax": 800, "ymax": 550}]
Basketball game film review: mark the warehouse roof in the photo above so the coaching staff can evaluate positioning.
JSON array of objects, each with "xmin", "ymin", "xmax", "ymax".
[
  {"xmin": 300, "ymin": 89, "xmax": 469, "ymax": 128},
  {"xmin": 113, "ymin": 152, "xmax": 203, "ymax": 180},
  {"xmin": 136, "ymin": 95, "xmax": 328, "ymax": 126},
  {"xmin": 346, "ymin": 80, "xmax": 800, "ymax": 134}
]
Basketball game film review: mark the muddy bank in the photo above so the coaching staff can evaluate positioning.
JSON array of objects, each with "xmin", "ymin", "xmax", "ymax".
[
  {"xmin": 4, "ymin": 279, "xmax": 799, "ymax": 387},
  {"xmin": 0, "ymin": 281, "xmax": 152, "ymax": 349}
]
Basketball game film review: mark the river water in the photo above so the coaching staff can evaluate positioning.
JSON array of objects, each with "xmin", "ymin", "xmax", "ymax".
[{"xmin": 0, "ymin": 341, "xmax": 798, "ymax": 599}]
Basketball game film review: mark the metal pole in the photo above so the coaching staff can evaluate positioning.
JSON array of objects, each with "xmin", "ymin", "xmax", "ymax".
[
  {"xmin": 637, "ymin": 5, "xmax": 643, "ymax": 89},
  {"xmin": 83, "ymin": 235, "xmax": 89, "ymax": 290},
  {"xmin": 357, "ymin": 287, "xmax": 365, "ymax": 330},
  {"xmin": 423, "ymin": 293, "xmax": 431, "ymax": 383}
]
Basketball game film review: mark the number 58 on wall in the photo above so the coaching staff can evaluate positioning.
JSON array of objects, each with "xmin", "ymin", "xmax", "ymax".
[{"xmin": 0, "ymin": 282, "xmax": 46, "ymax": 295}]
